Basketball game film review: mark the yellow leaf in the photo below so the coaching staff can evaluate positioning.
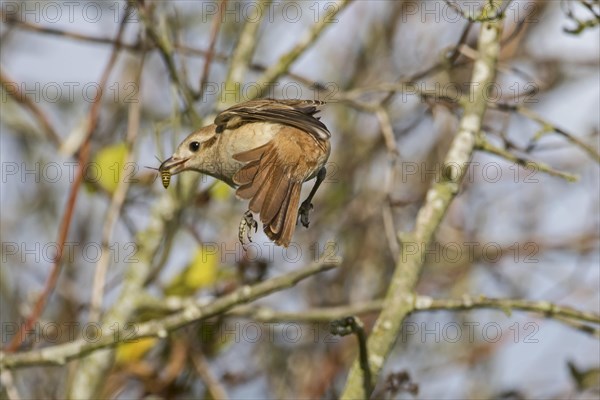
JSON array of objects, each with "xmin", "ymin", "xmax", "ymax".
[
  {"xmin": 210, "ymin": 181, "xmax": 232, "ymax": 200},
  {"xmin": 91, "ymin": 143, "xmax": 128, "ymax": 194},
  {"xmin": 164, "ymin": 245, "xmax": 219, "ymax": 297},
  {"xmin": 115, "ymin": 337, "xmax": 157, "ymax": 365}
]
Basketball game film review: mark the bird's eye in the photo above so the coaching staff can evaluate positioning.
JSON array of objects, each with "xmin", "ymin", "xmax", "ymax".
[{"xmin": 189, "ymin": 141, "xmax": 200, "ymax": 152}]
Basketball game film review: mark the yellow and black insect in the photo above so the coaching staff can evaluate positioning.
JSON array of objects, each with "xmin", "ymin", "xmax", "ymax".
[
  {"xmin": 161, "ymin": 170, "xmax": 171, "ymax": 189},
  {"xmin": 146, "ymin": 159, "xmax": 171, "ymax": 189}
]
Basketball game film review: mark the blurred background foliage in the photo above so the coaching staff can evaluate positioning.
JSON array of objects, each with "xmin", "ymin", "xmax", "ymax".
[{"xmin": 1, "ymin": 0, "xmax": 599, "ymax": 398}]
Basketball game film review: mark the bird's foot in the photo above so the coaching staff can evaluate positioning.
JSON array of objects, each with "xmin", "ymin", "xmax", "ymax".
[
  {"xmin": 298, "ymin": 200, "xmax": 314, "ymax": 228},
  {"xmin": 239, "ymin": 210, "xmax": 258, "ymax": 249}
]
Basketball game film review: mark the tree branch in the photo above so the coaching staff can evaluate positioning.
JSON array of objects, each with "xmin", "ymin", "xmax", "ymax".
[
  {"xmin": 340, "ymin": 5, "xmax": 505, "ymax": 397},
  {"xmin": 475, "ymin": 133, "xmax": 579, "ymax": 182},
  {"xmin": 136, "ymin": 2, "xmax": 201, "ymax": 125},
  {"xmin": 225, "ymin": 296, "xmax": 600, "ymax": 329},
  {"xmin": 492, "ymin": 103, "xmax": 600, "ymax": 163},
  {"xmin": 0, "ymin": 69, "xmax": 61, "ymax": 147},
  {"xmin": 0, "ymin": 261, "xmax": 338, "ymax": 370}
]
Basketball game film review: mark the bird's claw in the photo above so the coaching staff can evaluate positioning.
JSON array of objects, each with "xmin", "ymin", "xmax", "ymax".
[
  {"xmin": 298, "ymin": 201, "xmax": 314, "ymax": 228},
  {"xmin": 239, "ymin": 210, "xmax": 258, "ymax": 249}
]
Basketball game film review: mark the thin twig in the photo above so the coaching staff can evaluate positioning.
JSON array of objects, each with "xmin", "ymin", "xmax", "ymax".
[
  {"xmin": 444, "ymin": 0, "xmax": 511, "ymax": 22},
  {"xmin": 89, "ymin": 55, "xmax": 146, "ymax": 323},
  {"xmin": 501, "ymin": 9, "xmax": 529, "ymax": 46},
  {"xmin": 561, "ymin": 0, "xmax": 600, "ymax": 34},
  {"xmin": 190, "ymin": 351, "xmax": 229, "ymax": 400},
  {"xmin": 254, "ymin": 0, "xmax": 352, "ymax": 98},
  {"xmin": 222, "ymin": 0, "xmax": 271, "ymax": 104},
  {"xmin": 136, "ymin": 2, "xmax": 201, "ymax": 124},
  {"xmin": 0, "ymin": 14, "xmax": 142, "ymax": 49},
  {"xmin": 0, "ymin": 68, "xmax": 61, "ymax": 146},
  {"xmin": 492, "ymin": 103, "xmax": 600, "ymax": 163},
  {"xmin": 387, "ymin": 18, "xmax": 473, "ymax": 92},
  {"xmin": 197, "ymin": 0, "xmax": 227, "ymax": 100},
  {"xmin": 375, "ymin": 107, "xmax": 399, "ymax": 156},
  {"xmin": 475, "ymin": 134, "xmax": 579, "ymax": 182},
  {"xmin": 331, "ymin": 317, "xmax": 372, "ymax": 395}
]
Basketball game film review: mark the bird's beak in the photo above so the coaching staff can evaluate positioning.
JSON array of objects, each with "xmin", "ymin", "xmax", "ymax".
[{"xmin": 158, "ymin": 156, "xmax": 189, "ymax": 175}]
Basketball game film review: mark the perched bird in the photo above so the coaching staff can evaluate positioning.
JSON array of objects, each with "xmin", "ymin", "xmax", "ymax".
[{"xmin": 159, "ymin": 99, "xmax": 331, "ymax": 247}]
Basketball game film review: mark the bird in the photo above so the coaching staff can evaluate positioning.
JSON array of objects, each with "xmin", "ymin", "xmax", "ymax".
[{"xmin": 159, "ymin": 98, "xmax": 331, "ymax": 247}]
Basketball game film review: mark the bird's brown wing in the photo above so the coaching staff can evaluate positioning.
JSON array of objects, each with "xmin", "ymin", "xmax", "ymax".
[
  {"xmin": 232, "ymin": 126, "xmax": 327, "ymax": 247},
  {"xmin": 214, "ymin": 99, "xmax": 330, "ymax": 141}
]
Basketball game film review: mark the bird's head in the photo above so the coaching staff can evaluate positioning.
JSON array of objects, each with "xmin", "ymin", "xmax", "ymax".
[{"xmin": 158, "ymin": 125, "xmax": 218, "ymax": 177}]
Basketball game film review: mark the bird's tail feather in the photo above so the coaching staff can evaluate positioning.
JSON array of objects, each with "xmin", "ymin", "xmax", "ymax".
[{"xmin": 233, "ymin": 143, "xmax": 302, "ymax": 247}]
